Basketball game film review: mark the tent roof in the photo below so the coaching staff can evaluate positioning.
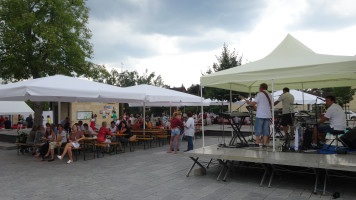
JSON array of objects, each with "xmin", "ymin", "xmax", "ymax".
[
  {"xmin": 0, "ymin": 101, "xmax": 34, "ymax": 115},
  {"xmin": 125, "ymin": 84, "xmax": 202, "ymax": 103},
  {"xmin": 0, "ymin": 75, "xmax": 145, "ymax": 103},
  {"xmin": 200, "ymin": 34, "xmax": 356, "ymax": 92},
  {"xmin": 273, "ymin": 90, "xmax": 324, "ymax": 104}
]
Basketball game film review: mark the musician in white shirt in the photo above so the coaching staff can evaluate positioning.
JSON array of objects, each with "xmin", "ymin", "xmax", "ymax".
[
  {"xmin": 312, "ymin": 95, "xmax": 346, "ymax": 147},
  {"xmin": 246, "ymin": 83, "xmax": 272, "ymax": 148}
]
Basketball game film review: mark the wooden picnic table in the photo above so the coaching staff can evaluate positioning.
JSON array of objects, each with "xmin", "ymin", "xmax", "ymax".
[
  {"xmin": 112, "ymin": 133, "xmax": 129, "ymax": 136},
  {"xmin": 82, "ymin": 137, "xmax": 97, "ymax": 160}
]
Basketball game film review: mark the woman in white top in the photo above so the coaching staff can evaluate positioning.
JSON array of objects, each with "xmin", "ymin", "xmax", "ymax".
[{"xmin": 184, "ymin": 111, "xmax": 195, "ymax": 151}]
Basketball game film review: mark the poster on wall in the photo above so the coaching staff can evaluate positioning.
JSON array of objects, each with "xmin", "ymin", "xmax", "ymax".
[
  {"xmin": 104, "ymin": 106, "xmax": 111, "ymax": 110},
  {"xmin": 99, "ymin": 110, "xmax": 103, "ymax": 114},
  {"xmin": 77, "ymin": 111, "xmax": 93, "ymax": 120}
]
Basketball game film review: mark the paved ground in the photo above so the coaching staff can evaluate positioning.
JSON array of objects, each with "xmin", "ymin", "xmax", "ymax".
[{"xmin": 1, "ymin": 136, "xmax": 356, "ymax": 200}]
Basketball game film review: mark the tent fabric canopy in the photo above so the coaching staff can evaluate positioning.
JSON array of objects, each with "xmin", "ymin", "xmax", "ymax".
[
  {"xmin": 200, "ymin": 34, "xmax": 356, "ymax": 92},
  {"xmin": 0, "ymin": 101, "xmax": 34, "ymax": 115},
  {"xmin": 0, "ymin": 75, "xmax": 145, "ymax": 103},
  {"xmin": 128, "ymin": 98, "xmax": 224, "ymax": 107},
  {"xmin": 273, "ymin": 90, "xmax": 325, "ymax": 104},
  {"xmin": 125, "ymin": 84, "xmax": 202, "ymax": 103}
]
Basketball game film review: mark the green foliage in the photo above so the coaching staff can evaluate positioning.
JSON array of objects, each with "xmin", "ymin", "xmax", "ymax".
[
  {"xmin": 322, "ymin": 87, "xmax": 356, "ymax": 106},
  {"xmin": 91, "ymin": 67, "xmax": 169, "ymax": 88},
  {"xmin": 0, "ymin": 0, "xmax": 93, "ymax": 126},
  {"xmin": 0, "ymin": 0, "xmax": 93, "ymax": 81},
  {"xmin": 186, "ymin": 84, "xmax": 200, "ymax": 96},
  {"xmin": 203, "ymin": 43, "xmax": 244, "ymax": 102}
]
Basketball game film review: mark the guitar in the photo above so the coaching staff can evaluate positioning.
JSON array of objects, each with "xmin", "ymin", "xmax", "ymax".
[{"xmin": 238, "ymin": 95, "xmax": 257, "ymax": 110}]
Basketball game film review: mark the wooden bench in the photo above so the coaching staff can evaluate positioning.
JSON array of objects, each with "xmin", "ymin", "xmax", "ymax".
[
  {"xmin": 155, "ymin": 135, "xmax": 169, "ymax": 147},
  {"xmin": 136, "ymin": 137, "xmax": 153, "ymax": 149},
  {"xmin": 95, "ymin": 143, "xmax": 109, "ymax": 158},
  {"xmin": 128, "ymin": 139, "xmax": 138, "ymax": 152}
]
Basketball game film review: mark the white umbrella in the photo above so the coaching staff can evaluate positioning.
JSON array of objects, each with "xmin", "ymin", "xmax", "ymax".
[{"xmin": 0, "ymin": 75, "xmax": 146, "ymax": 123}]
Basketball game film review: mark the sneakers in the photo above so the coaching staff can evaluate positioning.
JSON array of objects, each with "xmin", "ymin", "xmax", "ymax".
[
  {"xmin": 67, "ymin": 160, "xmax": 73, "ymax": 164},
  {"xmin": 311, "ymin": 143, "xmax": 318, "ymax": 149},
  {"xmin": 251, "ymin": 144, "xmax": 259, "ymax": 147},
  {"xmin": 57, "ymin": 155, "xmax": 62, "ymax": 160},
  {"xmin": 262, "ymin": 145, "xmax": 267, "ymax": 149}
]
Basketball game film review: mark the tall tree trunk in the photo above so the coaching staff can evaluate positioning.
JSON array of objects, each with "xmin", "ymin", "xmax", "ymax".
[{"xmin": 33, "ymin": 102, "xmax": 43, "ymax": 128}]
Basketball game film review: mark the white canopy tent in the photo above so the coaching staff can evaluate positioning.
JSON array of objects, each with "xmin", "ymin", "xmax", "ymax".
[
  {"xmin": 201, "ymin": 34, "xmax": 356, "ymax": 92},
  {"xmin": 0, "ymin": 101, "xmax": 34, "ymax": 115},
  {"xmin": 0, "ymin": 75, "xmax": 145, "ymax": 103},
  {"xmin": 0, "ymin": 75, "xmax": 146, "ymax": 123},
  {"xmin": 200, "ymin": 34, "xmax": 356, "ymax": 151},
  {"xmin": 273, "ymin": 89, "xmax": 325, "ymax": 105},
  {"xmin": 126, "ymin": 84, "xmax": 202, "ymax": 128},
  {"xmin": 126, "ymin": 84, "xmax": 202, "ymax": 103},
  {"xmin": 128, "ymin": 98, "xmax": 227, "ymax": 107}
]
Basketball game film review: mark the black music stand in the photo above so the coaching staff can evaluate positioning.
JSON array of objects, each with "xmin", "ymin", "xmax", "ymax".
[{"xmin": 222, "ymin": 113, "xmax": 249, "ymax": 148}]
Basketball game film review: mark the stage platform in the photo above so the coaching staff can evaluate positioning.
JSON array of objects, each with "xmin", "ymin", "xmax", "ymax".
[{"xmin": 185, "ymin": 144, "xmax": 356, "ymax": 195}]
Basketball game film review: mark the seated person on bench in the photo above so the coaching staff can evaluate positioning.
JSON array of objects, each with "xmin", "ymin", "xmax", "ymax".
[{"xmin": 312, "ymin": 95, "xmax": 346, "ymax": 148}]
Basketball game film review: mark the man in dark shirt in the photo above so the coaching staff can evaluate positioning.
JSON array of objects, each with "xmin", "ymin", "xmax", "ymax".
[
  {"xmin": 26, "ymin": 114, "xmax": 33, "ymax": 128},
  {"xmin": 4, "ymin": 117, "xmax": 11, "ymax": 129}
]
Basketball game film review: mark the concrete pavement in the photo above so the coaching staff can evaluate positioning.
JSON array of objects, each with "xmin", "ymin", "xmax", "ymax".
[{"xmin": 0, "ymin": 136, "xmax": 355, "ymax": 200}]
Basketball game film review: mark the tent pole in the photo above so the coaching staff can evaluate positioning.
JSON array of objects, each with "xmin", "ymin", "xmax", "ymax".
[
  {"xmin": 248, "ymin": 87, "xmax": 251, "ymax": 99},
  {"xmin": 143, "ymin": 102, "xmax": 146, "ymax": 130},
  {"xmin": 229, "ymin": 89, "xmax": 232, "ymax": 113},
  {"xmin": 302, "ymin": 83, "xmax": 305, "ymax": 110},
  {"xmin": 170, "ymin": 106, "xmax": 171, "ymax": 119},
  {"xmin": 58, "ymin": 101, "xmax": 61, "ymax": 125},
  {"xmin": 230, "ymin": 85, "xmax": 233, "ymax": 138},
  {"xmin": 271, "ymin": 80, "xmax": 275, "ymax": 152},
  {"xmin": 201, "ymin": 85, "xmax": 205, "ymax": 148}
]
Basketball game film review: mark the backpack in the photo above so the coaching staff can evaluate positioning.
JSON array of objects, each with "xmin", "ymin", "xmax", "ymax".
[
  {"xmin": 301, "ymin": 128, "xmax": 313, "ymax": 150},
  {"xmin": 18, "ymin": 132, "xmax": 27, "ymax": 143}
]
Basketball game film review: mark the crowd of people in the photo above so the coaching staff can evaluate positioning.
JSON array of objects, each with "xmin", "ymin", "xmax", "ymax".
[{"xmin": 18, "ymin": 110, "xmax": 201, "ymax": 164}]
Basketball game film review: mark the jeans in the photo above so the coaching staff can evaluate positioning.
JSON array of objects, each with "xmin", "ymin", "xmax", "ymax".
[
  {"xmin": 186, "ymin": 136, "xmax": 193, "ymax": 151},
  {"xmin": 254, "ymin": 118, "xmax": 270, "ymax": 136},
  {"xmin": 172, "ymin": 133, "xmax": 184, "ymax": 150},
  {"xmin": 317, "ymin": 124, "xmax": 334, "ymax": 133}
]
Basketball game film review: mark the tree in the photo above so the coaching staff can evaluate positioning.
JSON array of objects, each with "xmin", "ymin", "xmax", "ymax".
[
  {"xmin": 322, "ymin": 87, "xmax": 356, "ymax": 107},
  {"xmin": 186, "ymin": 84, "xmax": 200, "ymax": 96},
  {"xmin": 204, "ymin": 43, "xmax": 245, "ymax": 102},
  {"xmin": 94, "ymin": 67, "xmax": 169, "ymax": 88},
  {"xmin": 0, "ymin": 0, "xmax": 93, "ymax": 126}
]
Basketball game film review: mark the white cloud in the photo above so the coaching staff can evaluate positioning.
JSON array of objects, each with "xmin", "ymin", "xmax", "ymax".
[{"xmin": 88, "ymin": 0, "xmax": 356, "ymax": 88}]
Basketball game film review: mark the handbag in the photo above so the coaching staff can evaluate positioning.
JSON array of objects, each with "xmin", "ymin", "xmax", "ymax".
[{"xmin": 129, "ymin": 135, "xmax": 137, "ymax": 141}]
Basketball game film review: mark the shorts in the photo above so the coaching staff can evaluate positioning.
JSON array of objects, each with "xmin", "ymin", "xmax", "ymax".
[
  {"xmin": 171, "ymin": 128, "xmax": 180, "ymax": 136},
  {"xmin": 49, "ymin": 142, "xmax": 62, "ymax": 150},
  {"xmin": 254, "ymin": 118, "xmax": 270, "ymax": 137},
  {"xmin": 281, "ymin": 113, "xmax": 294, "ymax": 126},
  {"xmin": 71, "ymin": 142, "xmax": 80, "ymax": 148},
  {"xmin": 317, "ymin": 124, "xmax": 334, "ymax": 133}
]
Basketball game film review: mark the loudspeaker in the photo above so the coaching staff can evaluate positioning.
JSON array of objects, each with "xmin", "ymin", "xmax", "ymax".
[{"xmin": 340, "ymin": 129, "xmax": 356, "ymax": 149}]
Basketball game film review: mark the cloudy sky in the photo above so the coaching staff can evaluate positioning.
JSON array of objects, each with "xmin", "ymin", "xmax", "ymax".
[{"xmin": 86, "ymin": 0, "xmax": 356, "ymax": 88}]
